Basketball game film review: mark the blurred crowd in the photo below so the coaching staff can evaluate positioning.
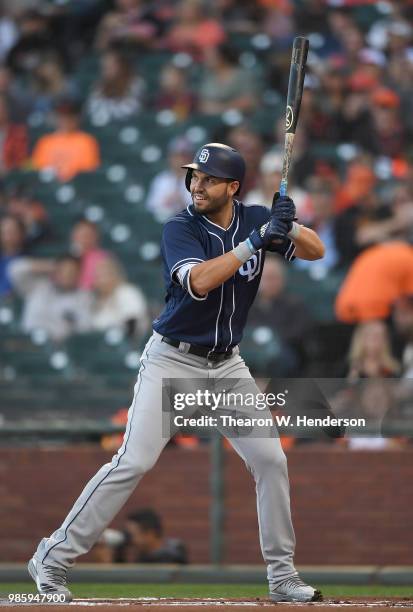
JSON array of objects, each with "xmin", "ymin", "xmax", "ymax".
[{"xmin": 1, "ymin": 0, "xmax": 413, "ymax": 444}]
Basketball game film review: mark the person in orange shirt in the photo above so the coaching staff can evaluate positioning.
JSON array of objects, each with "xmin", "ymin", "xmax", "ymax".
[
  {"xmin": 31, "ymin": 99, "xmax": 100, "ymax": 182},
  {"xmin": 166, "ymin": 0, "xmax": 226, "ymax": 61},
  {"xmin": 335, "ymin": 242, "xmax": 413, "ymax": 323}
]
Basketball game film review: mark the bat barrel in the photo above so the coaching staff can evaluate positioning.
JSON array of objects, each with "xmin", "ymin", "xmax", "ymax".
[
  {"xmin": 285, "ymin": 37, "xmax": 309, "ymax": 136},
  {"xmin": 279, "ymin": 36, "xmax": 309, "ymax": 196}
]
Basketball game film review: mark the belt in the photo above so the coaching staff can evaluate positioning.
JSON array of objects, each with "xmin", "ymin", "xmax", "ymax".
[{"xmin": 161, "ymin": 336, "xmax": 233, "ymax": 362}]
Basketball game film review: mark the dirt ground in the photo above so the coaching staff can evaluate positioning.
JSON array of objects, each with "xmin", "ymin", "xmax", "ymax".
[{"xmin": 2, "ymin": 597, "xmax": 413, "ymax": 610}]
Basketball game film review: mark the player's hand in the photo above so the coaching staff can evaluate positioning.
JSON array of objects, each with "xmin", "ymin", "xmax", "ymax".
[
  {"xmin": 271, "ymin": 192, "xmax": 296, "ymax": 231},
  {"xmin": 248, "ymin": 216, "xmax": 289, "ymax": 252}
]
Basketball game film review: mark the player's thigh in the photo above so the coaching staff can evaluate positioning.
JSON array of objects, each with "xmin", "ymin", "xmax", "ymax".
[
  {"xmin": 119, "ymin": 337, "xmax": 184, "ymax": 468},
  {"xmin": 216, "ymin": 354, "xmax": 287, "ymax": 474},
  {"xmin": 120, "ymin": 335, "xmax": 208, "ymax": 468}
]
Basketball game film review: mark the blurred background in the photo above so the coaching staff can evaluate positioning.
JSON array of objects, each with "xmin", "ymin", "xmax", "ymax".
[{"xmin": 1, "ymin": 0, "xmax": 413, "ymax": 578}]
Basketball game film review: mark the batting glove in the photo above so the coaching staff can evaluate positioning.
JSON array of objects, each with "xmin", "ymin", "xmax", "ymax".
[
  {"xmin": 248, "ymin": 216, "xmax": 290, "ymax": 252},
  {"xmin": 271, "ymin": 192, "xmax": 296, "ymax": 231}
]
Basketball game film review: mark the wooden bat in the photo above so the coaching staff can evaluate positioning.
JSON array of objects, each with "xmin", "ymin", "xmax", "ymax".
[{"xmin": 279, "ymin": 36, "xmax": 309, "ymax": 197}]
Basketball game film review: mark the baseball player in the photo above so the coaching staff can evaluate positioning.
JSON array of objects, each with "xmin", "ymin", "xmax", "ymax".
[{"xmin": 28, "ymin": 143, "xmax": 325, "ymax": 603}]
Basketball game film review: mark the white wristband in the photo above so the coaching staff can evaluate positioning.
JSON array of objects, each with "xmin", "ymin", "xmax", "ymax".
[
  {"xmin": 287, "ymin": 222, "xmax": 301, "ymax": 239},
  {"xmin": 232, "ymin": 239, "xmax": 255, "ymax": 263}
]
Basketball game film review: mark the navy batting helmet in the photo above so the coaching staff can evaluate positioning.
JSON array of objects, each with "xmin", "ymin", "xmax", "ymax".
[{"xmin": 182, "ymin": 143, "xmax": 246, "ymax": 195}]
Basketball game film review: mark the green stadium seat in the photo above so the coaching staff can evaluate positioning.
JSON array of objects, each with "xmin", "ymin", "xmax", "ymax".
[
  {"xmin": 240, "ymin": 324, "xmax": 282, "ymax": 376},
  {"xmin": 286, "ymin": 266, "xmax": 347, "ymax": 322}
]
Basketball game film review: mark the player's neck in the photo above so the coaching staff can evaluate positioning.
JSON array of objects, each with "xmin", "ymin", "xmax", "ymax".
[{"xmin": 205, "ymin": 200, "xmax": 234, "ymax": 230}]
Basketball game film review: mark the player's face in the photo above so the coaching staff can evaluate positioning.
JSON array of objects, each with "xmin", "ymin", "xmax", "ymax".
[{"xmin": 190, "ymin": 170, "xmax": 238, "ymax": 215}]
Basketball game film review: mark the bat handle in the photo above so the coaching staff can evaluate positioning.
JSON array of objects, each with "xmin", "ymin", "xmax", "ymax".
[{"xmin": 279, "ymin": 180, "xmax": 288, "ymax": 197}]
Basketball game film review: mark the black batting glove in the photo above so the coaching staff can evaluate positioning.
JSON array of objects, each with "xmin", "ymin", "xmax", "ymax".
[
  {"xmin": 248, "ymin": 216, "xmax": 290, "ymax": 252},
  {"xmin": 271, "ymin": 191, "xmax": 296, "ymax": 231}
]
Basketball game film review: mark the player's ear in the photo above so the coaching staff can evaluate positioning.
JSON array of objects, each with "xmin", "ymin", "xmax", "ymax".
[{"xmin": 228, "ymin": 180, "xmax": 239, "ymax": 197}]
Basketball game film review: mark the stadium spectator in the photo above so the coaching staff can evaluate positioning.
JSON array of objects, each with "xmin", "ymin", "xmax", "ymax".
[
  {"xmin": 226, "ymin": 124, "xmax": 264, "ymax": 196},
  {"xmin": 91, "ymin": 256, "xmax": 149, "ymax": 338},
  {"xmin": 335, "ymin": 243, "xmax": 413, "ymax": 324},
  {"xmin": 145, "ymin": 136, "xmax": 192, "ymax": 222},
  {"xmin": 70, "ymin": 219, "xmax": 107, "ymax": 290},
  {"xmin": 31, "ymin": 99, "xmax": 100, "ymax": 181},
  {"xmin": 335, "ymin": 181, "xmax": 413, "ymax": 267},
  {"xmin": 248, "ymin": 255, "xmax": 314, "ymax": 375},
  {"xmin": 330, "ymin": 12, "xmax": 365, "ymax": 64},
  {"xmin": 369, "ymin": 88, "xmax": 405, "ymax": 158},
  {"xmin": 0, "ymin": 64, "xmax": 29, "ymax": 121},
  {"xmin": 27, "ymin": 53, "xmax": 77, "ymax": 120},
  {"xmin": 8, "ymin": 255, "xmax": 92, "ymax": 341},
  {"xmin": 347, "ymin": 320, "xmax": 399, "ymax": 381},
  {"xmin": 244, "ymin": 150, "xmax": 306, "ymax": 217},
  {"xmin": 295, "ymin": 177, "xmax": 339, "ymax": 273},
  {"xmin": 95, "ymin": 0, "xmax": 166, "ymax": 51},
  {"xmin": 86, "ymin": 46, "xmax": 145, "ymax": 122},
  {"xmin": 199, "ymin": 43, "xmax": 260, "ymax": 115},
  {"xmin": 7, "ymin": 8, "xmax": 68, "ymax": 76},
  {"xmin": 337, "ymin": 74, "xmax": 376, "ymax": 153},
  {"xmin": 0, "ymin": 94, "xmax": 28, "ymax": 174},
  {"xmin": 165, "ymin": 0, "xmax": 226, "ymax": 60},
  {"xmin": 337, "ymin": 324, "xmax": 402, "ymax": 450},
  {"xmin": 331, "ymin": 298, "xmax": 403, "ymax": 430},
  {"xmin": 320, "ymin": 61, "xmax": 348, "ymax": 109},
  {"xmin": 99, "ymin": 508, "xmax": 188, "ymax": 564},
  {"xmin": 345, "ymin": 380, "xmax": 403, "ymax": 451},
  {"xmin": 356, "ymin": 47, "xmax": 386, "ymax": 88},
  {"xmin": 0, "ymin": 215, "xmax": 26, "ymax": 297},
  {"xmin": 259, "ymin": 1, "xmax": 294, "ymax": 44},
  {"xmin": 299, "ymin": 87, "xmax": 342, "ymax": 145},
  {"xmin": 155, "ymin": 63, "xmax": 197, "ymax": 121},
  {"xmin": 212, "ymin": 0, "xmax": 262, "ymax": 34},
  {"xmin": 334, "ymin": 158, "xmax": 377, "ymax": 213},
  {"xmin": 6, "ymin": 186, "xmax": 50, "ymax": 247}
]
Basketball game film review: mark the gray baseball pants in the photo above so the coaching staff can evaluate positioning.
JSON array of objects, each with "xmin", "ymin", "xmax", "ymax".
[{"xmin": 35, "ymin": 331, "xmax": 296, "ymax": 588}]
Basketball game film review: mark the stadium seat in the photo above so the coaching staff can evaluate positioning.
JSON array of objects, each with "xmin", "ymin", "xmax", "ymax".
[{"xmin": 240, "ymin": 324, "xmax": 283, "ymax": 377}]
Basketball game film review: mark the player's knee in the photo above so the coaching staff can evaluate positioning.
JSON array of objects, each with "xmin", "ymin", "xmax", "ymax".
[
  {"xmin": 252, "ymin": 448, "xmax": 287, "ymax": 476},
  {"xmin": 131, "ymin": 454, "xmax": 158, "ymax": 476},
  {"xmin": 116, "ymin": 450, "xmax": 158, "ymax": 478}
]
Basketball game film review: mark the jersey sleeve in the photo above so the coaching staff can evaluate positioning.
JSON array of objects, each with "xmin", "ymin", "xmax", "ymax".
[
  {"xmin": 162, "ymin": 218, "xmax": 208, "ymax": 299},
  {"xmin": 273, "ymin": 237, "xmax": 296, "ymax": 261}
]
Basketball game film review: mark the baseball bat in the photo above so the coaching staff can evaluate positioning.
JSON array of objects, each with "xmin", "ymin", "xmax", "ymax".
[{"xmin": 279, "ymin": 36, "xmax": 309, "ymax": 197}]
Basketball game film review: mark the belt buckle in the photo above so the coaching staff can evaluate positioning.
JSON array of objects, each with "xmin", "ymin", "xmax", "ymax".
[{"xmin": 178, "ymin": 341, "xmax": 191, "ymax": 354}]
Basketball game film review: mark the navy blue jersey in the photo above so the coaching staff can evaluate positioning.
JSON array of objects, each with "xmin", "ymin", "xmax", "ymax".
[{"xmin": 153, "ymin": 201, "xmax": 295, "ymax": 351}]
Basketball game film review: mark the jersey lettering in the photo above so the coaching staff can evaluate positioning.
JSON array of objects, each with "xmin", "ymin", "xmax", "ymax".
[{"xmin": 238, "ymin": 250, "xmax": 263, "ymax": 282}]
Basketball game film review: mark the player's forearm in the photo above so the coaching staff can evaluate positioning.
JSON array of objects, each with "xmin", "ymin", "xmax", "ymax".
[
  {"xmin": 292, "ymin": 225, "xmax": 325, "ymax": 260},
  {"xmin": 190, "ymin": 252, "xmax": 242, "ymax": 296}
]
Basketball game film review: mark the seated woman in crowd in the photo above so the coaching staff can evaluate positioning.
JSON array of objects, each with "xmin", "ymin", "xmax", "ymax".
[
  {"xmin": 70, "ymin": 219, "xmax": 107, "ymax": 290},
  {"xmin": 9, "ymin": 255, "xmax": 92, "ymax": 341},
  {"xmin": 86, "ymin": 46, "xmax": 145, "ymax": 122},
  {"xmin": 91, "ymin": 256, "xmax": 149, "ymax": 338},
  {"xmin": 348, "ymin": 320, "xmax": 399, "ymax": 380},
  {"xmin": 155, "ymin": 63, "xmax": 197, "ymax": 121}
]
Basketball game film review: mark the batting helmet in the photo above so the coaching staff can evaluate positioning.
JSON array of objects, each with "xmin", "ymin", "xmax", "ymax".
[{"xmin": 182, "ymin": 143, "xmax": 246, "ymax": 195}]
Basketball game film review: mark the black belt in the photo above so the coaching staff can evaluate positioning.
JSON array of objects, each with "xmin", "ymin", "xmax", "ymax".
[{"xmin": 161, "ymin": 336, "xmax": 233, "ymax": 362}]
